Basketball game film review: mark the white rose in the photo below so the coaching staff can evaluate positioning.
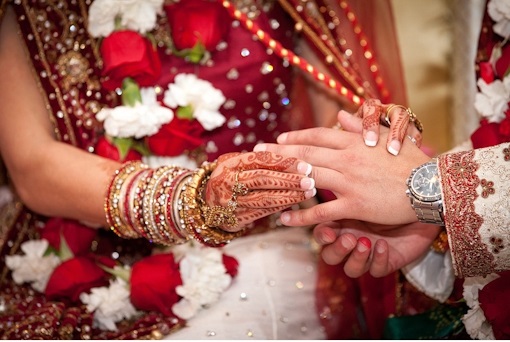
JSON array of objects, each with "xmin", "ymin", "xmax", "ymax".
[
  {"xmin": 87, "ymin": 0, "xmax": 122, "ymax": 37},
  {"xmin": 163, "ymin": 74, "xmax": 226, "ymax": 131},
  {"xmin": 80, "ymin": 277, "xmax": 139, "ymax": 331},
  {"xmin": 488, "ymin": 0, "xmax": 510, "ymax": 38},
  {"xmin": 171, "ymin": 245, "xmax": 232, "ymax": 319},
  {"xmin": 96, "ymin": 87, "xmax": 173, "ymax": 138},
  {"xmin": 88, "ymin": 0, "xmax": 163, "ymax": 37},
  {"xmin": 119, "ymin": 0, "xmax": 164, "ymax": 34},
  {"xmin": 5, "ymin": 239, "xmax": 61, "ymax": 292},
  {"xmin": 474, "ymin": 75, "xmax": 510, "ymax": 123}
]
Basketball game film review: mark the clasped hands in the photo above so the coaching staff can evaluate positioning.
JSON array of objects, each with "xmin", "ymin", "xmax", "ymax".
[{"xmin": 251, "ymin": 100, "xmax": 442, "ymax": 278}]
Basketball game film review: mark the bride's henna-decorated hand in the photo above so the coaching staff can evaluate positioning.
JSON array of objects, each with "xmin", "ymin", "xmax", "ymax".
[
  {"xmin": 352, "ymin": 98, "xmax": 423, "ymax": 155},
  {"xmin": 205, "ymin": 151, "xmax": 316, "ymax": 232}
]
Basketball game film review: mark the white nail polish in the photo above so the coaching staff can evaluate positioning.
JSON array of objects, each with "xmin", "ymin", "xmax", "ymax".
[
  {"xmin": 305, "ymin": 163, "xmax": 312, "ymax": 176},
  {"xmin": 364, "ymin": 131, "xmax": 377, "ymax": 147},
  {"xmin": 387, "ymin": 140, "xmax": 400, "ymax": 156},
  {"xmin": 365, "ymin": 139, "xmax": 377, "ymax": 147}
]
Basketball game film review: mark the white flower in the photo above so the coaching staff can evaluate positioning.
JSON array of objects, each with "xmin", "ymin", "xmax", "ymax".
[
  {"xmin": 88, "ymin": 0, "xmax": 163, "ymax": 37},
  {"xmin": 5, "ymin": 239, "xmax": 61, "ymax": 293},
  {"xmin": 488, "ymin": 0, "xmax": 510, "ymax": 38},
  {"xmin": 142, "ymin": 154, "xmax": 198, "ymax": 170},
  {"xmin": 96, "ymin": 87, "xmax": 173, "ymax": 138},
  {"xmin": 80, "ymin": 276, "xmax": 139, "ymax": 331},
  {"xmin": 119, "ymin": 0, "xmax": 164, "ymax": 35},
  {"xmin": 461, "ymin": 274, "xmax": 498, "ymax": 340},
  {"xmin": 474, "ymin": 75, "xmax": 510, "ymax": 123},
  {"xmin": 171, "ymin": 245, "xmax": 232, "ymax": 319},
  {"xmin": 163, "ymin": 74, "xmax": 227, "ymax": 131}
]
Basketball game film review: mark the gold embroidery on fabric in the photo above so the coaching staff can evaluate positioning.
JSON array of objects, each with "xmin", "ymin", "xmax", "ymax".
[
  {"xmin": 56, "ymin": 51, "xmax": 91, "ymax": 91},
  {"xmin": 19, "ymin": 0, "xmax": 108, "ymax": 145},
  {"xmin": 439, "ymin": 151, "xmax": 495, "ymax": 277}
]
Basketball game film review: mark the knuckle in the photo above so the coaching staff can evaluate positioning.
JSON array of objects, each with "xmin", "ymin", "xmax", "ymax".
[{"xmin": 311, "ymin": 205, "xmax": 329, "ymax": 222}]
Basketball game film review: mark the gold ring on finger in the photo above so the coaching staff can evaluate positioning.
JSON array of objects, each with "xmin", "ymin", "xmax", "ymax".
[{"xmin": 232, "ymin": 171, "xmax": 249, "ymax": 196}]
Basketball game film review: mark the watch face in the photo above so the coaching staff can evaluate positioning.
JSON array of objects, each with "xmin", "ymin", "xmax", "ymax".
[{"xmin": 410, "ymin": 163, "xmax": 442, "ymax": 201}]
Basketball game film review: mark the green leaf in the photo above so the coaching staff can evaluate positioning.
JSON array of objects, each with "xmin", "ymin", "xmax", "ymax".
[
  {"xmin": 100, "ymin": 265, "xmax": 132, "ymax": 283},
  {"xmin": 121, "ymin": 78, "xmax": 142, "ymax": 107},
  {"xmin": 131, "ymin": 140, "xmax": 151, "ymax": 156},
  {"xmin": 112, "ymin": 137, "xmax": 135, "ymax": 160},
  {"xmin": 58, "ymin": 232, "xmax": 74, "ymax": 261},
  {"xmin": 176, "ymin": 105, "xmax": 194, "ymax": 120},
  {"xmin": 188, "ymin": 41, "xmax": 206, "ymax": 63}
]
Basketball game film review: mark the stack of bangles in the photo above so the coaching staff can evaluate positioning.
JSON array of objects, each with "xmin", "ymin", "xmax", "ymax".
[{"xmin": 104, "ymin": 161, "xmax": 244, "ymax": 247}]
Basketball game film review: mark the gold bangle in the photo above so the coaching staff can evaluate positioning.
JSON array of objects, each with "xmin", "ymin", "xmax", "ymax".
[
  {"xmin": 179, "ymin": 162, "xmax": 244, "ymax": 247},
  {"xmin": 105, "ymin": 161, "xmax": 147, "ymax": 239}
]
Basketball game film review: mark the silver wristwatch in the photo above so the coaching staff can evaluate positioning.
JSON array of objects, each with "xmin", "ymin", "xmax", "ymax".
[{"xmin": 406, "ymin": 159, "xmax": 444, "ymax": 225}]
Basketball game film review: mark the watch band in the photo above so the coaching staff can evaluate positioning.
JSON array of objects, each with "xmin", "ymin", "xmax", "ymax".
[{"xmin": 409, "ymin": 197, "xmax": 444, "ymax": 225}]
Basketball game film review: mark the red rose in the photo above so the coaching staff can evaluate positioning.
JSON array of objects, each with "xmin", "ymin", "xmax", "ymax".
[
  {"xmin": 95, "ymin": 136, "xmax": 143, "ymax": 162},
  {"xmin": 41, "ymin": 218, "xmax": 97, "ymax": 256},
  {"xmin": 471, "ymin": 121, "xmax": 503, "ymax": 148},
  {"xmin": 479, "ymin": 61, "xmax": 495, "ymax": 83},
  {"xmin": 146, "ymin": 117, "xmax": 204, "ymax": 156},
  {"xmin": 165, "ymin": 0, "xmax": 230, "ymax": 51},
  {"xmin": 45, "ymin": 256, "xmax": 110, "ymax": 302},
  {"xmin": 130, "ymin": 253, "xmax": 183, "ymax": 316},
  {"xmin": 222, "ymin": 254, "xmax": 239, "ymax": 278},
  {"xmin": 495, "ymin": 43, "xmax": 510, "ymax": 79},
  {"xmin": 479, "ymin": 271, "xmax": 510, "ymax": 339},
  {"xmin": 100, "ymin": 30, "xmax": 161, "ymax": 91},
  {"xmin": 499, "ymin": 116, "xmax": 510, "ymax": 139}
]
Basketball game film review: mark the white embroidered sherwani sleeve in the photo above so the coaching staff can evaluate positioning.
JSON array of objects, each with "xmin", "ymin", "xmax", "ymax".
[{"xmin": 438, "ymin": 142, "xmax": 510, "ymax": 278}]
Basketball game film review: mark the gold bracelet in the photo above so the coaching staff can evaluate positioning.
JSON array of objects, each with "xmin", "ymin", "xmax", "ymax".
[
  {"xmin": 105, "ymin": 161, "xmax": 147, "ymax": 239},
  {"xmin": 179, "ymin": 162, "xmax": 244, "ymax": 247}
]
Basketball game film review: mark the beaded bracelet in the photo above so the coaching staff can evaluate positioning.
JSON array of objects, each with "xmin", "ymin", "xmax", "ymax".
[
  {"xmin": 105, "ymin": 162, "xmax": 193, "ymax": 246},
  {"xmin": 105, "ymin": 161, "xmax": 147, "ymax": 239}
]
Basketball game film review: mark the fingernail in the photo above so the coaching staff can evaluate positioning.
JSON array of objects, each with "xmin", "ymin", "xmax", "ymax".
[
  {"xmin": 388, "ymin": 140, "xmax": 401, "ymax": 156},
  {"xmin": 364, "ymin": 131, "xmax": 377, "ymax": 147},
  {"xmin": 280, "ymin": 212, "xmax": 290, "ymax": 224},
  {"xmin": 341, "ymin": 236, "xmax": 355, "ymax": 249},
  {"xmin": 321, "ymin": 233, "xmax": 335, "ymax": 244},
  {"xmin": 301, "ymin": 177, "xmax": 315, "ymax": 190},
  {"xmin": 357, "ymin": 237, "xmax": 371, "ymax": 252},
  {"xmin": 277, "ymin": 132, "xmax": 288, "ymax": 143},
  {"xmin": 304, "ymin": 188, "xmax": 317, "ymax": 199},
  {"xmin": 357, "ymin": 242, "xmax": 369, "ymax": 253},
  {"xmin": 297, "ymin": 161, "xmax": 312, "ymax": 176},
  {"xmin": 253, "ymin": 144, "xmax": 266, "ymax": 152},
  {"xmin": 375, "ymin": 241, "xmax": 386, "ymax": 254}
]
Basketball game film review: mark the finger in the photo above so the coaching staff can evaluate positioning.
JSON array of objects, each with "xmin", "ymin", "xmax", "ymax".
[
  {"xmin": 280, "ymin": 199, "xmax": 350, "ymax": 227},
  {"xmin": 321, "ymin": 233, "xmax": 357, "ymax": 265},
  {"xmin": 239, "ymin": 169, "xmax": 314, "ymax": 191},
  {"xmin": 229, "ymin": 205, "xmax": 294, "ymax": 232},
  {"xmin": 343, "ymin": 237, "xmax": 371, "ymax": 278},
  {"xmin": 406, "ymin": 125, "xmax": 423, "ymax": 148},
  {"xmin": 383, "ymin": 104, "xmax": 410, "ymax": 156},
  {"xmin": 272, "ymin": 127, "xmax": 357, "ymax": 150},
  {"xmin": 369, "ymin": 239, "xmax": 391, "ymax": 278},
  {"xmin": 359, "ymin": 99, "xmax": 383, "ymax": 147},
  {"xmin": 226, "ymin": 151, "xmax": 311, "ymax": 174},
  {"xmin": 236, "ymin": 189, "xmax": 314, "ymax": 208},
  {"xmin": 313, "ymin": 223, "xmax": 339, "ymax": 245},
  {"xmin": 336, "ymin": 110, "xmax": 363, "ymax": 133}
]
